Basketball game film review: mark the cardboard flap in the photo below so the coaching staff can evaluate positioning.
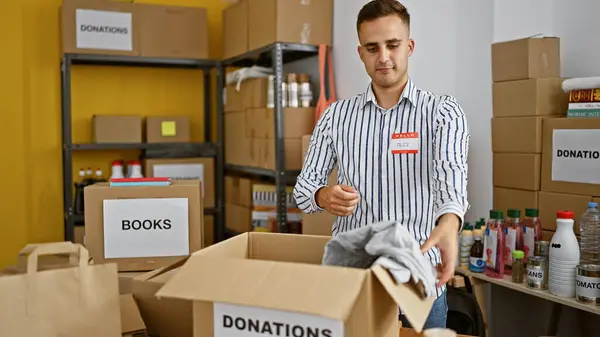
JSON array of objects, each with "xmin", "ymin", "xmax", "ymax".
[
  {"xmin": 156, "ymin": 255, "xmax": 367, "ymax": 320},
  {"xmin": 134, "ymin": 256, "xmax": 189, "ymax": 282},
  {"xmin": 120, "ymin": 294, "xmax": 146, "ymax": 334},
  {"xmin": 371, "ymin": 265, "xmax": 435, "ymax": 333}
]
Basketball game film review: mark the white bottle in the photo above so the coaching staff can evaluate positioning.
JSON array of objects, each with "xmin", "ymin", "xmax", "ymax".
[
  {"xmin": 549, "ymin": 210, "xmax": 580, "ymax": 298},
  {"xmin": 128, "ymin": 160, "xmax": 144, "ymax": 178},
  {"xmin": 460, "ymin": 225, "xmax": 474, "ymax": 268},
  {"xmin": 110, "ymin": 161, "xmax": 124, "ymax": 179}
]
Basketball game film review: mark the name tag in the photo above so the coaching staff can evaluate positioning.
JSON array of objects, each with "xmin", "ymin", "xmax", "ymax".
[{"xmin": 391, "ymin": 132, "xmax": 419, "ymax": 154}]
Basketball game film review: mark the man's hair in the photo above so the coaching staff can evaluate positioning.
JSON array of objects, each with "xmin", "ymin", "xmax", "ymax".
[{"xmin": 356, "ymin": 0, "xmax": 410, "ymax": 33}]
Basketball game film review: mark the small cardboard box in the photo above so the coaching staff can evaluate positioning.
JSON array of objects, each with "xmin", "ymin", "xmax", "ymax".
[
  {"xmin": 493, "ymin": 187, "xmax": 539, "ymax": 216},
  {"xmin": 222, "ymin": 0, "xmax": 248, "ymax": 59},
  {"xmin": 120, "ymin": 294, "xmax": 147, "ymax": 337},
  {"xmin": 541, "ymin": 117, "xmax": 600, "ymax": 196},
  {"xmin": 60, "ymin": 0, "xmax": 140, "ymax": 56},
  {"xmin": 248, "ymin": 0, "xmax": 333, "ymax": 50},
  {"xmin": 493, "ymin": 153, "xmax": 541, "ymax": 191},
  {"xmin": 225, "ymin": 175, "xmax": 254, "ymax": 207},
  {"xmin": 225, "ymin": 202, "xmax": 253, "ymax": 233},
  {"xmin": 224, "ymin": 78, "xmax": 268, "ymax": 112},
  {"xmin": 143, "ymin": 157, "xmax": 215, "ymax": 208},
  {"xmin": 538, "ymin": 191, "xmax": 591, "ymax": 233},
  {"xmin": 492, "ymin": 116, "xmax": 544, "ymax": 153},
  {"xmin": 255, "ymin": 138, "xmax": 304, "ymax": 170},
  {"xmin": 156, "ymin": 232, "xmax": 435, "ymax": 337},
  {"xmin": 138, "ymin": 4, "xmax": 209, "ymax": 59},
  {"xmin": 83, "ymin": 180, "xmax": 203, "ymax": 271},
  {"xmin": 146, "ymin": 116, "xmax": 191, "ymax": 143},
  {"xmin": 492, "ymin": 78, "xmax": 567, "ymax": 117},
  {"xmin": 93, "ymin": 115, "xmax": 143, "ymax": 143},
  {"xmin": 491, "ymin": 37, "xmax": 560, "ymax": 82},
  {"xmin": 225, "ymin": 111, "xmax": 256, "ymax": 167}
]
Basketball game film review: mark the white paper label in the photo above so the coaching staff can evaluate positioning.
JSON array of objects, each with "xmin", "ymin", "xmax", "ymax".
[
  {"xmin": 153, "ymin": 164, "xmax": 205, "ymax": 197},
  {"xmin": 484, "ymin": 230, "xmax": 497, "ymax": 268},
  {"xmin": 76, "ymin": 9, "xmax": 133, "ymax": 51},
  {"xmin": 552, "ymin": 129, "xmax": 600, "ymax": 184},
  {"xmin": 390, "ymin": 132, "xmax": 419, "ymax": 154},
  {"xmin": 527, "ymin": 267, "xmax": 545, "ymax": 283},
  {"xmin": 576, "ymin": 275, "xmax": 600, "ymax": 298},
  {"xmin": 505, "ymin": 228, "xmax": 516, "ymax": 265},
  {"xmin": 103, "ymin": 198, "xmax": 189, "ymax": 259},
  {"xmin": 213, "ymin": 302, "xmax": 344, "ymax": 337}
]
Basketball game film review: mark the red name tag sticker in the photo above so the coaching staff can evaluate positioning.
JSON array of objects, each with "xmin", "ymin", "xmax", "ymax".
[{"xmin": 391, "ymin": 132, "xmax": 419, "ymax": 154}]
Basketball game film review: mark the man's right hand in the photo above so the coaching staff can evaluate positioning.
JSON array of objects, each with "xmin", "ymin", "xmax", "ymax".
[{"xmin": 315, "ymin": 185, "xmax": 360, "ymax": 216}]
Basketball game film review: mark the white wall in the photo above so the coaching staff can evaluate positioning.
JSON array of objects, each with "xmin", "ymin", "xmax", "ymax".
[{"xmin": 332, "ymin": 0, "xmax": 600, "ymax": 336}]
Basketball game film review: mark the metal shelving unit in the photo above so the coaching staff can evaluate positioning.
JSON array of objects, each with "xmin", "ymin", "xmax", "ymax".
[
  {"xmin": 61, "ymin": 53, "xmax": 225, "ymax": 244},
  {"xmin": 219, "ymin": 43, "xmax": 319, "ymax": 232}
]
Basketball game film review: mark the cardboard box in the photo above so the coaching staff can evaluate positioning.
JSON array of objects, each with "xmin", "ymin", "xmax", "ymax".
[
  {"xmin": 222, "ymin": 0, "xmax": 248, "ymax": 59},
  {"xmin": 492, "ymin": 116, "xmax": 544, "ymax": 153},
  {"xmin": 491, "ymin": 37, "xmax": 560, "ymax": 82},
  {"xmin": 120, "ymin": 294, "xmax": 147, "ymax": 337},
  {"xmin": 255, "ymin": 138, "xmax": 304, "ymax": 170},
  {"xmin": 538, "ymin": 191, "xmax": 592, "ymax": 233},
  {"xmin": 541, "ymin": 117, "xmax": 600, "ymax": 196},
  {"xmin": 492, "ymin": 78, "xmax": 568, "ymax": 117},
  {"xmin": 156, "ymin": 232, "xmax": 435, "ymax": 336},
  {"xmin": 144, "ymin": 157, "xmax": 215, "ymax": 208},
  {"xmin": 225, "ymin": 111, "xmax": 256, "ymax": 166},
  {"xmin": 247, "ymin": 107, "xmax": 315, "ymax": 139},
  {"xmin": 226, "ymin": 202, "xmax": 253, "ymax": 233},
  {"xmin": 399, "ymin": 327, "xmax": 473, "ymax": 337},
  {"xmin": 132, "ymin": 260, "xmax": 192, "ymax": 337},
  {"xmin": 248, "ymin": 0, "xmax": 333, "ymax": 50},
  {"xmin": 61, "ymin": 0, "xmax": 140, "ymax": 56},
  {"xmin": 83, "ymin": 180, "xmax": 203, "ymax": 271},
  {"xmin": 301, "ymin": 134, "xmax": 338, "ymax": 236},
  {"xmin": 93, "ymin": 115, "xmax": 143, "ymax": 143},
  {"xmin": 224, "ymin": 78, "xmax": 268, "ymax": 113},
  {"xmin": 138, "ymin": 4, "xmax": 208, "ymax": 59},
  {"xmin": 119, "ymin": 271, "xmax": 145, "ymax": 294},
  {"xmin": 493, "ymin": 187, "xmax": 539, "ymax": 216},
  {"xmin": 146, "ymin": 116, "xmax": 191, "ymax": 143},
  {"xmin": 493, "ymin": 153, "xmax": 541, "ymax": 191},
  {"xmin": 225, "ymin": 175, "xmax": 254, "ymax": 207},
  {"xmin": 204, "ymin": 215, "xmax": 214, "ymax": 247}
]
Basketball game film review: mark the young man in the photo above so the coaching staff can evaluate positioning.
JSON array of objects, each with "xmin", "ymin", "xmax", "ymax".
[{"xmin": 293, "ymin": 0, "xmax": 470, "ymax": 329}]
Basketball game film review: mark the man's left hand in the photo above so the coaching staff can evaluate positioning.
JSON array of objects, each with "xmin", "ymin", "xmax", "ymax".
[{"xmin": 420, "ymin": 214, "xmax": 461, "ymax": 287}]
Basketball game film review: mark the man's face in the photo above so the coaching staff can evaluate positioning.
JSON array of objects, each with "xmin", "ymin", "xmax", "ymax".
[{"xmin": 357, "ymin": 15, "xmax": 414, "ymax": 89}]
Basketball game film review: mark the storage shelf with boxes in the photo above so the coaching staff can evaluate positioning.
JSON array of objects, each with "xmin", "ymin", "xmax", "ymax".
[
  {"xmin": 219, "ymin": 0, "xmax": 333, "ymax": 235},
  {"xmin": 60, "ymin": 0, "xmax": 225, "ymax": 248}
]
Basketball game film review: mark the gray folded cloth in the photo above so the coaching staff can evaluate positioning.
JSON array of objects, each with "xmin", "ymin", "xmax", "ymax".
[{"xmin": 322, "ymin": 220, "xmax": 438, "ymax": 298}]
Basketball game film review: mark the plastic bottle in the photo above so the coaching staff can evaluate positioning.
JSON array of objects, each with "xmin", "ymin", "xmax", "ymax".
[
  {"xmin": 505, "ymin": 209, "xmax": 524, "ymax": 274},
  {"xmin": 94, "ymin": 168, "xmax": 105, "ymax": 183},
  {"xmin": 549, "ymin": 210, "xmax": 580, "ymax": 298},
  {"xmin": 110, "ymin": 161, "xmax": 125, "ymax": 179},
  {"xmin": 460, "ymin": 224, "xmax": 474, "ymax": 268},
  {"xmin": 523, "ymin": 208, "xmax": 542, "ymax": 259},
  {"xmin": 128, "ymin": 160, "xmax": 144, "ymax": 178},
  {"xmin": 473, "ymin": 219, "xmax": 485, "ymax": 241},
  {"xmin": 579, "ymin": 202, "xmax": 600, "ymax": 265},
  {"xmin": 469, "ymin": 235, "xmax": 485, "ymax": 273},
  {"xmin": 484, "ymin": 210, "xmax": 506, "ymax": 278}
]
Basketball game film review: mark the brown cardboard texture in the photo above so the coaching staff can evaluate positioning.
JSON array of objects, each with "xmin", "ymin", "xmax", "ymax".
[
  {"xmin": 132, "ymin": 259, "xmax": 193, "ymax": 337},
  {"xmin": 493, "ymin": 153, "xmax": 541, "ymax": 191},
  {"xmin": 491, "ymin": 37, "xmax": 560, "ymax": 82},
  {"xmin": 493, "ymin": 187, "xmax": 538, "ymax": 216},
  {"xmin": 492, "ymin": 78, "xmax": 567, "ymax": 118},
  {"xmin": 93, "ymin": 115, "xmax": 143, "ymax": 143},
  {"xmin": 120, "ymin": 294, "xmax": 147, "ymax": 337},
  {"xmin": 492, "ymin": 116, "xmax": 544, "ymax": 153},
  {"xmin": 156, "ymin": 232, "xmax": 435, "ymax": 336},
  {"xmin": 83, "ymin": 180, "xmax": 203, "ymax": 272},
  {"xmin": 538, "ymin": 191, "xmax": 591, "ymax": 234},
  {"xmin": 61, "ymin": 0, "xmax": 140, "ymax": 56},
  {"xmin": 222, "ymin": 0, "xmax": 248, "ymax": 59}
]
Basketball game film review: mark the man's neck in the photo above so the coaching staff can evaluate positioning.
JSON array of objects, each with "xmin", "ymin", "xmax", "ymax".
[{"xmin": 372, "ymin": 77, "xmax": 408, "ymax": 110}]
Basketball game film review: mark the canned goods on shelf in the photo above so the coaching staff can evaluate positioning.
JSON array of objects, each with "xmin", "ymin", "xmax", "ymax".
[
  {"xmin": 527, "ymin": 256, "xmax": 548, "ymax": 290},
  {"xmin": 576, "ymin": 264, "xmax": 600, "ymax": 305}
]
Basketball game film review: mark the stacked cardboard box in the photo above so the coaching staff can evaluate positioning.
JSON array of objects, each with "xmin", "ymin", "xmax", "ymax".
[
  {"xmin": 224, "ymin": 175, "xmax": 255, "ymax": 233},
  {"xmin": 222, "ymin": 0, "xmax": 334, "ymax": 59},
  {"xmin": 224, "ymin": 77, "xmax": 315, "ymax": 170},
  {"xmin": 539, "ymin": 117, "xmax": 600, "ymax": 234},
  {"xmin": 491, "ymin": 37, "xmax": 567, "ymax": 237}
]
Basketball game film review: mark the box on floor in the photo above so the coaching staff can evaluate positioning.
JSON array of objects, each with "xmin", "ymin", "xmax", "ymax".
[
  {"xmin": 155, "ymin": 232, "xmax": 436, "ymax": 337},
  {"xmin": 83, "ymin": 180, "xmax": 204, "ymax": 272}
]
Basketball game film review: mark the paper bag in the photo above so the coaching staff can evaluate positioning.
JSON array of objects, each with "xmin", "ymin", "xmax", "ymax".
[{"xmin": 0, "ymin": 242, "xmax": 121, "ymax": 337}]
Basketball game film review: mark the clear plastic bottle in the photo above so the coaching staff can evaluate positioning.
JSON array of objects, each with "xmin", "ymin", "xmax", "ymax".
[
  {"xmin": 485, "ymin": 210, "xmax": 506, "ymax": 278},
  {"xmin": 580, "ymin": 202, "xmax": 600, "ymax": 264},
  {"xmin": 523, "ymin": 208, "xmax": 542, "ymax": 259},
  {"xmin": 505, "ymin": 209, "xmax": 524, "ymax": 274}
]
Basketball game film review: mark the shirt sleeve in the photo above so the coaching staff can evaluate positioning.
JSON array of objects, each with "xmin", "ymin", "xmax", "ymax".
[
  {"xmin": 432, "ymin": 96, "xmax": 471, "ymax": 231},
  {"xmin": 293, "ymin": 105, "xmax": 337, "ymax": 214}
]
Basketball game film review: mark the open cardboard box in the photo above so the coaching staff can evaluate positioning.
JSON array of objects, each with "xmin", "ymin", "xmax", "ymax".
[{"xmin": 156, "ymin": 232, "xmax": 435, "ymax": 336}]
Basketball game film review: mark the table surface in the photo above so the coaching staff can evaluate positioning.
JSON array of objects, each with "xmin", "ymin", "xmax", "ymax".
[{"xmin": 454, "ymin": 267, "xmax": 600, "ymax": 316}]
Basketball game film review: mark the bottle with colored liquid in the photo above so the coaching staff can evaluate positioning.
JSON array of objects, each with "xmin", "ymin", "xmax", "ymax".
[
  {"xmin": 484, "ymin": 210, "xmax": 506, "ymax": 278},
  {"xmin": 469, "ymin": 235, "xmax": 485, "ymax": 273},
  {"xmin": 523, "ymin": 208, "xmax": 542, "ymax": 260},
  {"xmin": 505, "ymin": 209, "xmax": 524, "ymax": 275}
]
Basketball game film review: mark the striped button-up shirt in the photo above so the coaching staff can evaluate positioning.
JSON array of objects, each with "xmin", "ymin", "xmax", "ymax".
[{"xmin": 293, "ymin": 78, "xmax": 470, "ymax": 298}]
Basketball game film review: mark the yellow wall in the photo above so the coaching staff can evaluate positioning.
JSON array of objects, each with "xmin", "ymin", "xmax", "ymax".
[{"xmin": 0, "ymin": 0, "xmax": 227, "ymax": 268}]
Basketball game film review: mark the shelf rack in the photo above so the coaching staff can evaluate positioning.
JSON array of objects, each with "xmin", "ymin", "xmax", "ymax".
[
  {"xmin": 219, "ymin": 43, "xmax": 319, "ymax": 232},
  {"xmin": 61, "ymin": 53, "xmax": 225, "ymax": 244}
]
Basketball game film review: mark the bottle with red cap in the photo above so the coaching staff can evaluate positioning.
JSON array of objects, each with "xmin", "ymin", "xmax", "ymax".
[{"xmin": 549, "ymin": 210, "xmax": 580, "ymax": 298}]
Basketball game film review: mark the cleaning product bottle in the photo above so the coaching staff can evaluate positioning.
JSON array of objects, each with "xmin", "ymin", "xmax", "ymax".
[
  {"xmin": 523, "ymin": 208, "xmax": 542, "ymax": 259},
  {"xmin": 485, "ymin": 210, "xmax": 506, "ymax": 278},
  {"xmin": 505, "ymin": 209, "xmax": 524, "ymax": 275}
]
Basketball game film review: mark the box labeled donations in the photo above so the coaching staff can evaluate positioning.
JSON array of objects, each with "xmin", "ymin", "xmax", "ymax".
[
  {"xmin": 156, "ymin": 232, "xmax": 435, "ymax": 337},
  {"xmin": 84, "ymin": 180, "xmax": 203, "ymax": 272}
]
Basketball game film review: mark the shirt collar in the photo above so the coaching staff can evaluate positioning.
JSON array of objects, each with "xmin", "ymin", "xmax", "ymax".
[{"xmin": 361, "ymin": 77, "xmax": 418, "ymax": 109}]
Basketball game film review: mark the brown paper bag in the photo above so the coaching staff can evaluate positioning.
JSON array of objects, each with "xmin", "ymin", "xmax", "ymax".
[{"xmin": 0, "ymin": 242, "xmax": 121, "ymax": 337}]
